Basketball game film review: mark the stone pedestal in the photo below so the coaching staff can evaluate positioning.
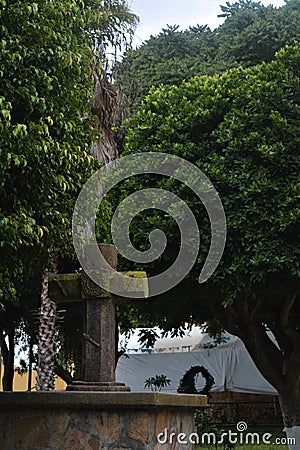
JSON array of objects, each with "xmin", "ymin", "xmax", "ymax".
[
  {"xmin": 0, "ymin": 392, "xmax": 206, "ymax": 450},
  {"xmin": 48, "ymin": 244, "xmax": 148, "ymax": 392}
]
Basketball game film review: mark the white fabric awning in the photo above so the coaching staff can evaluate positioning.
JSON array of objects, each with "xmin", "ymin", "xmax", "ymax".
[{"xmin": 116, "ymin": 334, "xmax": 277, "ymax": 395}]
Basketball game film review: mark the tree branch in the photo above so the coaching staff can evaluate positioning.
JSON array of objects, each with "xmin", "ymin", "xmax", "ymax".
[
  {"xmin": 244, "ymin": 321, "xmax": 283, "ymax": 391},
  {"xmin": 268, "ymin": 321, "xmax": 292, "ymax": 357},
  {"xmin": 284, "ymin": 343, "xmax": 300, "ymax": 386},
  {"xmin": 0, "ymin": 328, "xmax": 8, "ymax": 366},
  {"xmin": 209, "ymin": 299, "xmax": 240, "ymax": 336},
  {"xmin": 209, "ymin": 297, "xmax": 284, "ymax": 391},
  {"xmin": 54, "ymin": 361, "xmax": 74, "ymax": 385},
  {"xmin": 279, "ymin": 294, "xmax": 299, "ymax": 343},
  {"xmin": 250, "ymin": 296, "xmax": 263, "ymax": 320}
]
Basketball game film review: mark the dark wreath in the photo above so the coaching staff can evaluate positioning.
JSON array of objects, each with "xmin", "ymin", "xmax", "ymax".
[{"xmin": 177, "ymin": 365, "xmax": 215, "ymax": 395}]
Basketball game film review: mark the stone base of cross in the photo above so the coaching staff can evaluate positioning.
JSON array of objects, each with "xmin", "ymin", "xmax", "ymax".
[{"xmin": 48, "ymin": 244, "xmax": 148, "ymax": 392}]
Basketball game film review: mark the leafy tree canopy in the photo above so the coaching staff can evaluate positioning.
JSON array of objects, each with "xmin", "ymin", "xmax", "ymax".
[
  {"xmin": 0, "ymin": 0, "xmax": 136, "ymax": 307},
  {"xmin": 0, "ymin": 0, "xmax": 137, "ymax": 390},
  {"xmin": 117, "ymin": 43, "xmax": 300, "ymax": 324},
  {"xmin": 111, "ymin": 45, "xmax": 300, "ymax": 426},
  {"xmin": 115, "ymin": 0, "xmax": 300, "ymax": 111}
]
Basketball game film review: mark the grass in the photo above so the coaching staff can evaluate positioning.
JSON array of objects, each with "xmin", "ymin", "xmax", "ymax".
[{"xmin": 195, "ymin": 427, "xmax": 289, "ymax": 450}]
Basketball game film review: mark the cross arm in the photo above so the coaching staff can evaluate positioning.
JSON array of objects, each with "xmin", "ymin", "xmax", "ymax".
[{"xmin": 48, "ymin": 271, "xmax": 148, "ymax": 304}]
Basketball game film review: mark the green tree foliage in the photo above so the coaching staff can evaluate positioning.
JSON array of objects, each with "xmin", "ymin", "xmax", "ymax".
[
  {"xmin": 0, "ymin": 0, "xmax": 136, "ymax": 388},
  {"xmin": 217, "ymin": 0, "xmax": 300, "ymax": 66},
  {"xmin": 115, "ymin": 23, "xmax": 220, "ymax": 110},
  {"xmin": 115, "ymin": 0, "xmax": 300, "ymax": 111},
  {"xmin": 115, "ymin": 44, "xmax": 300, "ymax": 427}
]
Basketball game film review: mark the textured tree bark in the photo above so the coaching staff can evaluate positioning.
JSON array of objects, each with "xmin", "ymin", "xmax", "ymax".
[
  {"xmin": 209, "ymin": 293, "xmax": 300, "ymax": 448},
  {"xmin": 23, "ymin": 307, "xmax": 75, "ymax": 387},
  {"xmin": 0, "ymin": 325, "xmax": 15, "ymax": 391},
  {"xmin": 279, "ymin": 386, "xmax": 300, "ymax": 449},
  {"xmin": 36, "ymin": 269, "xmax": 57, "ymax": 391},
  {"xmin": 90, "ymin": 73, "xmax": 127, "ymax": 166},
  {"xmin": 279, "ymin": 387, "xmax": 300, "ymax": 428}
]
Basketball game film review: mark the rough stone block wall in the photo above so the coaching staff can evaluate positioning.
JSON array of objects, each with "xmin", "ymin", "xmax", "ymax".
[{"xmin": 0, "ymin": 406, "xmax": 195, "ymax": 450}]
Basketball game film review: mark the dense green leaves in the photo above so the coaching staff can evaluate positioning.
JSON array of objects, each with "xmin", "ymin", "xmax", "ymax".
[
  {"xmin": 115, "ymin": 0, "xmax": 300, "ymax": 112},
  {"xmin": 120, "ymin": 44, "xmax": 300, "ymax": 327},
  {"xmin": 0, "ymin": 0, "xmax": 136, "ymax": 308}
]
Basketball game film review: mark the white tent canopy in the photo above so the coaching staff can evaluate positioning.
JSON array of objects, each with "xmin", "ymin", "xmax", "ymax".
[{"xmin": 116, "ymin": 329, "xmax": 278, "ymax": 395}]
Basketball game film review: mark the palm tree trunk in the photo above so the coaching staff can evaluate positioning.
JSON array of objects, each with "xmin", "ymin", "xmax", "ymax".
[{"xmin": 36, "ymin": 269, "xmax": 57, "ymax": 391}]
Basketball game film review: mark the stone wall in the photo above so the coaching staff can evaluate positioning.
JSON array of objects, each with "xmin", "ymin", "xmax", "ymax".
[
  {"xmin": 0, "ymin": 392, "xmax": 206, "ymax": 450},
  {"xmin": 209, "ymin": 391, "xmax": 282, "ymax": 426}
]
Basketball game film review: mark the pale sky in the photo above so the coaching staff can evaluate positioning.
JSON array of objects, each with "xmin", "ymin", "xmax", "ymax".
[{"xmin": 129, "ymin": 0, "xmax": 285, "ymax": 47}]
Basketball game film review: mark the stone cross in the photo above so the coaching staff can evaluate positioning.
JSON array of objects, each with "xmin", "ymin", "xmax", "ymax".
[{"xmin": 48, "ymin": 244, "xmax": 148, "ymax": 391}]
